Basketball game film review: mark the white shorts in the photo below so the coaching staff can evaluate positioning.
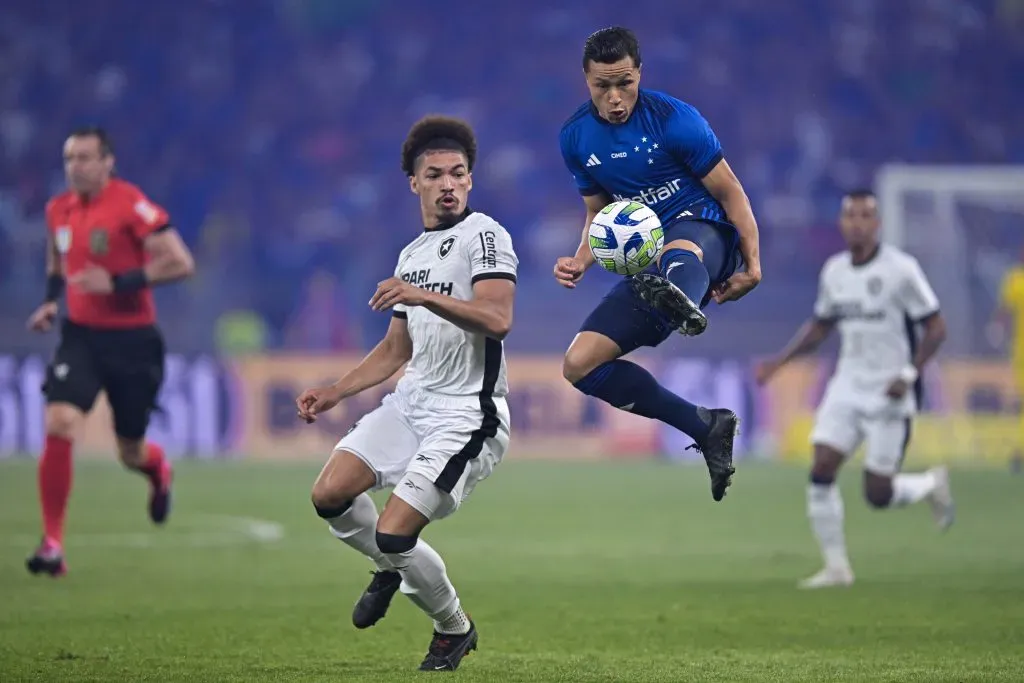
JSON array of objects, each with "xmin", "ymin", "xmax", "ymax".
[
  {"xmin": 335, "ymin": 387, "xmax": 510, "ymax": 520},
  {"xmin": 810, "ymin": 392, "xmax": 912, "ymax": 476}
]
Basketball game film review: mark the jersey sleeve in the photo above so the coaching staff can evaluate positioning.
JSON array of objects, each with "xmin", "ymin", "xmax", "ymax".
[
  {"xmin": 466, "ymin": 224, "xmax": 518, "ymax": 285},
  {"xmin": 125, "ymin": 187, "xmax": 171, "ymax": 242},
  {"xmin": 392, "ymin": 252, "xmax": 409, "ymax": 319},
  {"xmin": 559, "ymin": 125, "xmax": 604, "ymax": 197},
  {"xmin": 897, "ymin": 257, "xmax": 940, "ymax": 321},
  {"xmin": 665, "ymin": 102, "xmax": 724, "ymax": 179},
  {"xmin": 812, "ymin": 265, "xmax": 836, "ymax": 321},
  {"xmin": 44, "ymin": 199, "xmax": 58, "ymax": 230}
]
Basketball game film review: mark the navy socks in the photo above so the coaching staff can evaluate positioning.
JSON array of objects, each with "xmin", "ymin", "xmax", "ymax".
[{"xmin": 573, "ymin": 359, "xmax": 712, "ymax": 443}]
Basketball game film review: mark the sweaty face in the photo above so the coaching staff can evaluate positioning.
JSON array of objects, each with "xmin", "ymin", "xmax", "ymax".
[
  {"xmin": 410, "ymin": 150, "xmax": 472, "ymax": 226},
  {"xmin": 63, "ymin": 136, "xmax": 113, "ymax": 195},
  {"xmin": 838, "ymin": 196, "xmax": 880, "ymax": 250},
  {"xmin": 585, "ymin": 58, "xmax": 641, "ymax": 124}
]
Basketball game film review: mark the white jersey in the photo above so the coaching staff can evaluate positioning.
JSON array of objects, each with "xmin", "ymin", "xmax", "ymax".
[
  {"xmin": 813, "ymin": 245, "xmax": 940, "ymax": 413},
  {"xmin": 392, "ymin": 210, "xmax": 518, "ymax": 398}
]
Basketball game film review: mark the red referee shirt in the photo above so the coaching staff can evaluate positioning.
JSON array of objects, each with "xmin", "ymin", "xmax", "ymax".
[{"xmin": 46, "ymin": 179, "xmax": 170, "ymax": 329}]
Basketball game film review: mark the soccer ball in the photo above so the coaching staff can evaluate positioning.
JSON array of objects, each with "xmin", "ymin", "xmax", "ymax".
[{"xmin": 587, "ymin": 201, "xmax": 665, "ymax": 276}]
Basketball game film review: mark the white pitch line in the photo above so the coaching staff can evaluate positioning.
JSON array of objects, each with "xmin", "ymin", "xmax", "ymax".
[
  {"xmin": 198, "ymin": 514, "xmax": 286, "ymax": 543},
  {"xmin": 4, "ymin": 515, "xmax": 285, "ymax": 549}
]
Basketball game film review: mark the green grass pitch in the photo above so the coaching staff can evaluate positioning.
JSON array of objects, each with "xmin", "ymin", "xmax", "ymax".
[{"xmin": 1, "ymin": 459, "xmax": 1022, "ymax": 682}]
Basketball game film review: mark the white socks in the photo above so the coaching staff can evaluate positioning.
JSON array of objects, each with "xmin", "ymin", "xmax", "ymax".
[
  {"xmin": 323, "ymin": 494, "xmax": 469, "ymax": 635},
  {"xmin": 324, "ymin": 493, "xmax": 394, "ymax": 571},
  {"xmin": 384, "ymin": 539, "xmax": 470, "ymax": 635},
  {"xmin": 807, "ymin": 483, "xmax": 851, "ymax": 571},
  {"xmin": 433, "ymin": 602, "xmax": 473, "ymax": 635},
  {"xmin": 890, "ymin": 471, "xmax": 937, "ymax": 507}
]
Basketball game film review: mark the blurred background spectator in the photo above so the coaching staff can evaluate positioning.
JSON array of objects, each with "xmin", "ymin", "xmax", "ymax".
[{"xmin": 1, "ymin": 0, "xmax": 1021, "ymax": 358}]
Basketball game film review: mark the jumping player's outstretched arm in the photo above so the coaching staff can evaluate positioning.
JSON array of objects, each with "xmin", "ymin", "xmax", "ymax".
[
  {"xmin": 555, "ymin": 124, "xmax": 611, "ymax": 288},
  {"xmin": 554, "ymin": 193, "xmax": 612, "ymax": 288},
  {"xmin": 296, "ymin": 316, "xmax": 414, "ymax": 422},
  {"xmin": 701, "ymin": 159, "xmax": 760, "ymax": 283}
]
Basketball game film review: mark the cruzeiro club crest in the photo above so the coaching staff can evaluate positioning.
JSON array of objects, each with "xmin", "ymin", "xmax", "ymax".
[
  {"xmin": 55, "ymin": 226, "xmax": 72, "ymax": 254},
  {"xmin": 89, "ymin": 227, "xmax": 109, "ymax": 256},
  {"xmin": 867, "ymin": 276, "xmax": 883, "ymax": 296},
  {"xmin": 438, "ymin": 236, "xmax": 456, "ymax": 260}
]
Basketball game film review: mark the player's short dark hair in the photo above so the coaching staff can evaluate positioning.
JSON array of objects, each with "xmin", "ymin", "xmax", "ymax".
[
  {"xmin": 401, "ymin": 116, "xmax": 477, "ymax": 177},
  {"xmin": 68, "ymin": 126, "xmax": 114, "ymax": 156},
  {"xmin": 843, "ymin": 188, "xmax": 876, "ymax": 201},
  {"xmin": 583, "ymin": 27, "xmax": 642, "ymax": 71}
]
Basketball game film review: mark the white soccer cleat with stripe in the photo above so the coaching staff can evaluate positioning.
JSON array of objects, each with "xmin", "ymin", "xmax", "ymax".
[
  {"xmin": 798, "ymin": 565, "xmax": 854, "ymax": 590},
  {"xmin": 926, "ymin": 466, "xmax": 955, "ymax": 532}
]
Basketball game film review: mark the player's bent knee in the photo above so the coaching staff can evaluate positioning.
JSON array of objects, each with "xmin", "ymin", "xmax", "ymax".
[
  {"xmin": 563, "ymin": 357, "xmax": 602, "ymax": 386},
  {"xmin": 662, "ymin": 239, "xmax": 704, "ymax": 262},
  {"xmin": 562, "ymin": 332, "xmax": 622, "ymax": 385},
  {"xmin": 864, "ymin": 487, "xmax": 892, "ymax": 509},
  {"xmin": 810, "ymin": 443, "xmax": 845, "ymax": 482},
  {"xmin": 863, "ymin": 472, "xmax": 894, "ymax": 509},
  {"xmin": 375, "ymin": 531, "xmax": 418, "ymax": 555},
  {"xmin": 116, "ymin": 438, "xmax": 146, "ymax": 467},
  {"xmin": 310, "ymin": 483, "xmax": 353, "ymax": 516},
  {"xmin": 44, "ymin": 404, "xmax": 83, "ymax": 439},
  {"xmin": 312, "ymin": 498, "xmax": 352, "ymax": 519},
  {"xmin": 562, "ymin": 350, "xmax": 595, "ymax": 384}
]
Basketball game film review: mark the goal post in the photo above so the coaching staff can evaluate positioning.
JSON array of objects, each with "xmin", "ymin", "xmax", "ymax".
[
  {"xmin": 876, "ymin": 163, "xmax": 1024, "ymax": 356},
  {"xmin": 875, "ymin": 164, "xmax": 1024, "ymax": 465}
]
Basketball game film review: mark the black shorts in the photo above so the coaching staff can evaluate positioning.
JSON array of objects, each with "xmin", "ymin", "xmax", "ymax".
[{"xmin": 43, "ymin": 320, "xmax": 166, "ymax": 440}]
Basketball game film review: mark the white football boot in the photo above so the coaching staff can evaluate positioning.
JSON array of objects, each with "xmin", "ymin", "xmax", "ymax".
[
  {"xmin": 798, "ymin": 565, "xmax": 855, "ymax": 589},
  {"xmin": 926, "ymin": 465, "xmax": 955, "ymax": 532}
]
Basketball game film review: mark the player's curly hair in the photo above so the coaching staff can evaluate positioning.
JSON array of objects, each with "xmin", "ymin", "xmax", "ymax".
[{"xmin": 401, "ymin": 115, "xmax": 477, "ymax": 177}]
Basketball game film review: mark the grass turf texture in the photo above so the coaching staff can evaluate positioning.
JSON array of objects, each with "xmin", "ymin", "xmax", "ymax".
[{"xmin": 1, "ymin": 460, "xmax": 1021, "ymax": 682}]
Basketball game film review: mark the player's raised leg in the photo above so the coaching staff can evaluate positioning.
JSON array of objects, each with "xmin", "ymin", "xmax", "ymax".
[
  {"xmin": 801, "ymin": 443, "xmax": 855, "ymax": 589},
  {"xmin": 117, "ymin": 438, "xmax": 172, "ymax": 524},
  {"xmin": 377, "ymin": 483, "xmax": 477, "ymax": 672},
  {"xmin": 311, "ymin": 447, "xmax": 402, "ymax": 629},
  {"xmin": 631, "ymin": 219, "xmax": 737, "ymax": 337},
  {"xmin": 563, "ymin": 324, "xmax": 737, "ymax": 500},
  {"xmin": 632, "ymin": 243, "xmax": 711, "ymax": 337},
  {"xmin": 862, "ymin": 419, "xmax": 955, "ymax": 531},
  {"xmin": 104, "ymin": 337, "xmax": 173, "ymax": 525}
]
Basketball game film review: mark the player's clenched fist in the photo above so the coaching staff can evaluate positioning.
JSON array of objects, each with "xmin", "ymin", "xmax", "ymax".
[
  {"xmin": 553, "ymin": 256, "xmax": 585, "ymax": 289},
  {"xmin": 369, "ymin": 277, "xmax": 427, "ymax": 311},
  {"xmin": 296, "ymin": 385, "xmax": 344, "ymax": 424},
  {"xmin": 26, "ymin": 301, "xmax": 59, "ymax": 333}
]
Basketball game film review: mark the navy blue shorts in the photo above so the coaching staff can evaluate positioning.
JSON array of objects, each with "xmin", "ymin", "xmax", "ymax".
[{"xmin": 579, "ymin": 212, "xmax": 742, "ymax": 355}]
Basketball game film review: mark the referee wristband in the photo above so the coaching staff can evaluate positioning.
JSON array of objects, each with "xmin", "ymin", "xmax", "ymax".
[
  {"xmin": 899, "ymin": 365, "xmax": 919, "ymax": 384},
  {"xmin": 112, "ymin": 269, "xmax": 149, "ymax": 293},
  {"xmin": 45, "ymin": 274, "xmax": 65, "ymax": 303}
]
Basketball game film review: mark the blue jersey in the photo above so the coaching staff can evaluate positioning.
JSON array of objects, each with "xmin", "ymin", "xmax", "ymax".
[{"xmin": 559, "ymin": 89, "xmax": 726, "ymax": 224}]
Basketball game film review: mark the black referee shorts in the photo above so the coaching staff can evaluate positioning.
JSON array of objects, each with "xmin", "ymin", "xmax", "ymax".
[{"xmin": 43, "ymin": 320, "xmax": 166, "ymax": 440}]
